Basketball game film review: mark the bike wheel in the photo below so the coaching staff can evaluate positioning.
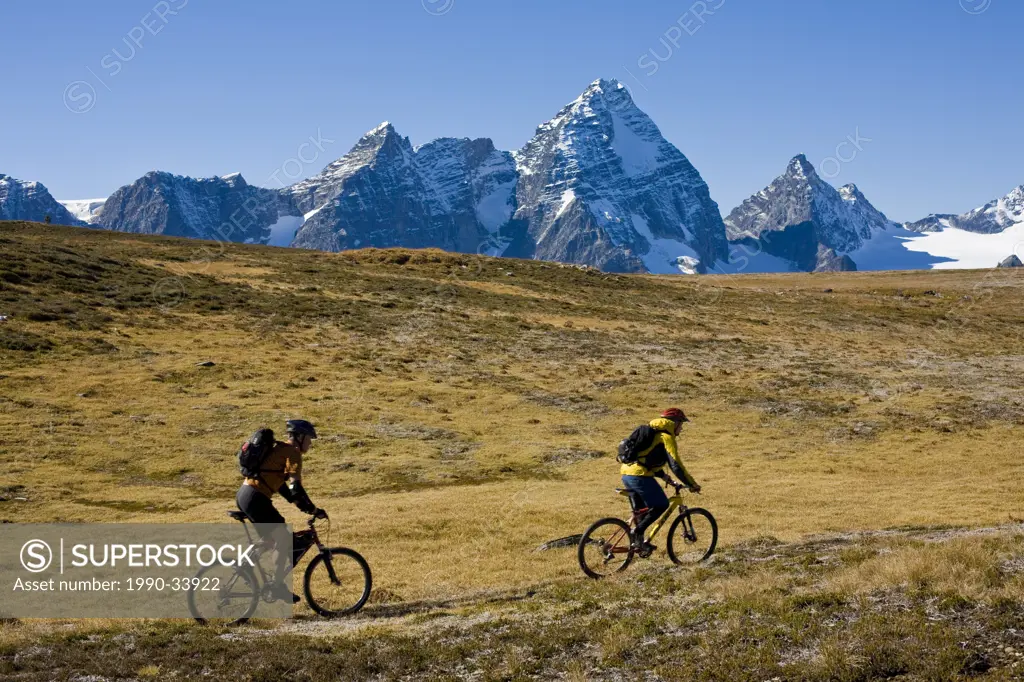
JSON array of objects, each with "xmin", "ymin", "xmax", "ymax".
[
  {"xmin": 578, "ymin": 517, "xmax": 634, "ymax": 579},
  {"xmin": 188, "ymin": 563, "xmax": 259, "ymax": 625},
  {"xmin": 666, "ymin": 508, "xmax": 718, "ymax": 565},
  {"xmin": 303, "ymin": 548, "xmax": 372, "ymax": 617}
]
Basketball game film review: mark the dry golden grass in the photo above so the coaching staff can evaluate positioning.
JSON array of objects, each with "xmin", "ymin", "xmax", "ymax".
[
  {"xmin": 4, "ymin": 525, "xmax": 1022, "ymax": 680},
  {"xmin": 827, "ymin": 535, "xmax": 1024, "ymax": 601},
  {"xmin": 1, "ymin": 221, "xmax": 1023, "ymax": 602},
  {"xmin": 1, "ymin": 221, "xmax": 1023, "ymax": 679}
]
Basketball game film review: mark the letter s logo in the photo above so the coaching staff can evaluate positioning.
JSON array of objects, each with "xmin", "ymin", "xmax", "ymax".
[
  {"xmin": 63, "ymin": 81, "xmax": 97, "ymax": 114},
  {"xmin": 20, "ymin": 539, "xmax": 53, "ymax": 573}
]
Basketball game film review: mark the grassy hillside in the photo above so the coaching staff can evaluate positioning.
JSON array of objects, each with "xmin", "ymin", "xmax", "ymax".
[
  {"xmin": 5, "ymin": 526, "xmax": 1024, "ymax": 681},
  {"xmin": 1, "ymin": 220, "xmax": 1023, "ymax": 679}
]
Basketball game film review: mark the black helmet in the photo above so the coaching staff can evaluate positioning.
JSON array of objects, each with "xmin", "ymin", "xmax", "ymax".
[{"xmin": 286, "ymin": 419, "xmax": 318, "ymax": 439}]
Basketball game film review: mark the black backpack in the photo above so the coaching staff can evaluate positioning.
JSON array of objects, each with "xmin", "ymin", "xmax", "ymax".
[
  {"xmin": 238, "ymin": 428, "xmax": 277, "ymax": 479},
  {"xmin": 616, "ymin": 424, "xmax": 657, "ymax": 464}
]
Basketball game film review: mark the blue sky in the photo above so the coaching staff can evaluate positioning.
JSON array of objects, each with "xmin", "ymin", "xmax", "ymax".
[{"xmin": 1, "ymin": 0, "xmax": 1020, "ymax": 222}]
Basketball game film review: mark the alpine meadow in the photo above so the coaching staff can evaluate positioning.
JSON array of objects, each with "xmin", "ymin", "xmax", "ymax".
[{"xmin": 1, "ymin": 221, "xmax": 1022, "ymax": 679}]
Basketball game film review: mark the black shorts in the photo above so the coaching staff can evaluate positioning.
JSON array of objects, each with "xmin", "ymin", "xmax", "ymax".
[{"xmin": 236, "ymin": 484, "xmax": 285, "ymax": 538}]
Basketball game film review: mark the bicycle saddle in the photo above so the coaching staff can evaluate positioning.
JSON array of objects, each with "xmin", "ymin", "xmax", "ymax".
[
  {"xmin": 615, "ymin": 488, "xmax": 631, "ymax": 496},
  {"xmin": 226, "ymin": 510, "xmax": 248, "ymax": 522}
]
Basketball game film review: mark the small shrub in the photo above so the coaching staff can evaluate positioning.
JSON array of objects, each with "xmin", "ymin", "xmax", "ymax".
[{"xmin": 0, "ymin": 327, "xmax": 54, "ymax": 352}]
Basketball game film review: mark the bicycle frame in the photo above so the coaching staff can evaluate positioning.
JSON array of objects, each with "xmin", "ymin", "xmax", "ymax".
[
  {"xmin": 235, "ymin": 517, "xmax": 328, "ymax": 592},
  {"xmin": 620, "ymin": 489, "xmax": 687, "ymax": 543},
  {"xmin": 646, "ymin": 494, "xmax": 686, "ymax": 542}
]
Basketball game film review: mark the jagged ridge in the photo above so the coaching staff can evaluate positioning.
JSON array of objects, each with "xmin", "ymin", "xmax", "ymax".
[
  {"xmin": 512, "ymin": 78, "xmax": 728, "ymax": 273},
  {"xmin": 95, "ymin": 171, "xmax": 281, "ymax": 243},
  {"xmin": 723, "ymin": 155, "xmax": 900, "ymax": 272},
  {"xmin": 0, "ymin": 175, "xmax": 83, "ymax": 227},
  {"xmin": 905, "ymin": 185, "xmax": 1024, "ymax": 234}
]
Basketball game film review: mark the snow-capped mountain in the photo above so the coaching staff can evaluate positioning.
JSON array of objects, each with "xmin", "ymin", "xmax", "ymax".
[
  {"xmin": 58, "ymin": 198, "xmax": 106, "ymax": 224},
  {"xmin": 721, "ymin": 156, "xmax": 1024, "ymax": 272},
  {"xmin": 0, "ymin": 80, "xmax": 736, "ymax": 273},
  {"xmin": 415, "ymin": 136, "xmax": 519, "ymax": 256},
  {"xmin": 9, "ymin": 77, "xmax": 1020, "ymax": 274},
  {"xmin": 905, "ymin": 185, "xmax": 1024, "ymax": 234},
  {"xmin": 512, "ymin": 79, "xmax": 728, "ymax": 273},
  {"xmin": 721, "ymin": 155, "xmax": 957, "ymax": 272},
  {"xmin": 723, "ymin": 155, "xmax": 884, "ymax": 271},
  {"xmin": 895, "ymin": 185, "xmax": 1024, "ymax": 269},
  {"xmin": 283, "ymin": 124, "xmax": 519, "ymax": 254},
  {"xmin": 0, "ymin": 174, "xmax": 83, "ymax": 226},
  {"xmin": 278, "ymin": 79, "xmax": 728, "ymax": 273},
  {"xmin": 96, "ymin": 171, "xmax": 282, "ymax": 243}
]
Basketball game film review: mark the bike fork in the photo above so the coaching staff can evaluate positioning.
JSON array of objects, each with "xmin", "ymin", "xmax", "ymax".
[
  {"xmin": 322, "ymin": 551, "xmax": 341, "ymax": 585},
  {"xmin": 681, "ymin": 514, "xmax": 696, "ymax": 542}
]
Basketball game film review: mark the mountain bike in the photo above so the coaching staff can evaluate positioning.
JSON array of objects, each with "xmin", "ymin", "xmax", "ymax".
[
  {"xmin": 187, "ymin": 511, "xmax": 372, "ymax": 624},
  {"xmin": 578, "ymin": 482, "xmax": 717, "ymax": 579}
]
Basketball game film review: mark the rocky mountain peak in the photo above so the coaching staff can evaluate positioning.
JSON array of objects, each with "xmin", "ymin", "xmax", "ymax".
[
  {"xmin": 1000, "ymin": 184, "xmax": 1024, "ymax": 215},
  {"xmin": 577, "ymin": 78, "xmax": 629, "ymax": 104},
  {"xmin": 725, "ymin": 156, "xmax": 897, "ymax": 270},
  {"xmin": 221, "ymin": 172, "xmax": 248, "ymax": 188},
  {"xmin": 785, "ymin": 154, "xmax": 818, "ymax": 181},
  {"xmin": 95, "ymin": 170, "xmax": 279, "ymax": 242},
  {"xmin": 511, "ymin": 79, "xmax": 728, "ymax": 272},
  {"xmin": 350, "ymin": 122, "xmax": 410, "ymax": 163},
  {"xmin": 363, "ymin": 121, "xmax": 401, "ymax": 145},
  {"xmin": 281, "ymin": 78, "xmax": 728, "ymax": 272},
  {"xmin": 906, "ymin": 183, "xmax": 1024, "ymax": 235},
  {"xmin": 287, "ymin": 122, "xmax": 516, "ymax": 255},
  {"xmin": 586, "ymin": 77, "xmax": 621, "ymax": 91},
  {"xmin": 525, "ymin": 78, "xmax": 639, "ymax": 144},
  {"xmin": 0, "ymin": 173, "xmax": 83, "ymax": 226},
  {"xmin": 282, "ymin": 122, "xmax": 417, "ymax": 220}
]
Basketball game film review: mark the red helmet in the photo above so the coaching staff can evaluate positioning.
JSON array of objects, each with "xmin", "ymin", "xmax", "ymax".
[{"xmin": 661, "ymin": 408, "xmax": 689, "ymax": 423}]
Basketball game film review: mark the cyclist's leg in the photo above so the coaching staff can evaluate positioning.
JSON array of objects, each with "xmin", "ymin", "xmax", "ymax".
[
  {"xmin": 236, "ymin": 485, "xmax": 291, "ymax": 588},
  {"xmin": 622, "ymin": 475, "xmax": 668, "ymax": 544}
]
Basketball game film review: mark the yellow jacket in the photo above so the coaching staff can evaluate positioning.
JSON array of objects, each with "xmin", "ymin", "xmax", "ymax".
[{"xmin": 620, "ymin": 417, "xmax": 697, "ymax": 485}]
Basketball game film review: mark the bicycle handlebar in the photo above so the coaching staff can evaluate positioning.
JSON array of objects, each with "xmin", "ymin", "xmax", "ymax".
[{"xmin": 307, "ymin": 512, "xmax": 329, "ymax": 528}]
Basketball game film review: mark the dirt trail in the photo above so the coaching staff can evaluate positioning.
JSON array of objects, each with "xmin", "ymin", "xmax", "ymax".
[{"xmin": 271, "ymin": 522, "xmax": 1024, "ymax": 639}]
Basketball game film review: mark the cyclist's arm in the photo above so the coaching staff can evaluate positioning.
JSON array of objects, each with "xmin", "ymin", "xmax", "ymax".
[
  {"xmin": 653, "ymin": 469, "xmax": 675, "ymax": 485},
  {"xmin": 664, "ymin": 435, "xmax": 698, "ymax": 488},
  {"xmin": 277, "ymin": 482, "xmax": 296, "ymax": 503},
  {"xmin": 282, "ymin": 450, "xmax": 321, "ymax": 515},
  {"xmin": 285, "ymin": 480, "xmax": 318, "ymax": 514},
  {"xmin": 654, "ymin": 469, "xmax": 685, "ymax": 493}
]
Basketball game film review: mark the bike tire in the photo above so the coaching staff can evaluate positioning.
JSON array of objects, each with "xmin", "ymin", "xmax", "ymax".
[
  {"xmin": 303, "ymin": 547, "xmax": 372, "ymax": 617},
  {"xmin": 666, "ymin": 508, "xmax": 718, "ymax": 565},
  {"xmin": 577, "ymin": 517, "xmax": 634, "ymax": 579},
  {"xmin": 188, "ymin": 563, "xmax": 259, "ymax": 626}
]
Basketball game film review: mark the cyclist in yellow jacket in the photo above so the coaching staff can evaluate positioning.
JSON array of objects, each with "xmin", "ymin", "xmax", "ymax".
[{"xmin": 621, "ymin": 408, "xmax": 701, "ymax": 555}]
